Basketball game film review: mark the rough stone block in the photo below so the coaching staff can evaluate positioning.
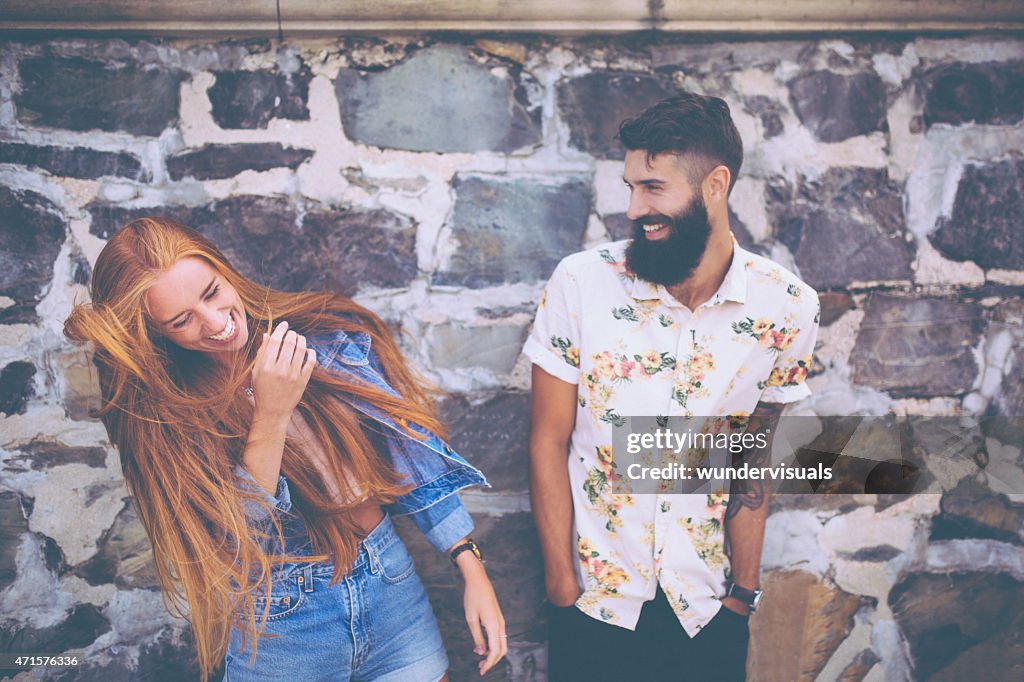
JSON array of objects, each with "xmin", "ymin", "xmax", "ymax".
[
  {"xmin": 395, "ymin": 512, "xmax": 545, "ymax": 681},
  {"xmin": 557, "ymin": 72, "xmax": 673, "ymax": 160},
  {"xmin": 0, "ymin": 604, "xmax": 110, "ymax": 655},
  {"xmin": 165, "ymin": 143, "xmax": 313, "ymax": 181},
  {"xmin": 769, "ymin": 169, "xmax": 913, "ymax": 289},
  {"xmin": 75, "ymin": 501, "xmax": 158, "ymax": 589},
  {"xmin": 748, "ymin": 570, "xmax": 867, "ymax": 681},
  {"xmin": 889, "ymin": 571, "xmax": 1024, "ymax": 680},
  {"xmin": 432, "ymin": 174, "xmax": 591, "ymax": 287},
  {"xmin": 0, "ymin": 491, "xmax": 28, "ymax": 592},
  {"xmin": 745, "ymin": 94, "xmax": 786, "ymax": 139},
  {"xmin": 818, "ymin": 291, "xmax": 855, "ymax": 327},
  {"xmin": 438, "ymin": 392, "xmax": 531, "ymax": 492},
  {"xmin": 787, "ymin": 71, "xmax": 888, "ymax": 143},
  {"xmin": 0, "ymin": 360, "xmax": 36, "ymax": 416},
  {"xmin": 208, "ymin": 66, "xmax": 311, "ymax": 129},
  {"xmin": 930, "ymin": 159, "xmax": 1024, "ymax": 271},
  {"xmin": 922, "ymin": 62, "xmax": 1024, "ymax": 128},
  {"xmin": 0, "ymin": 185, "xmax": 67, "ymax": 320},
  {"xmin": 427, "ymin": 322, "xmax": 529, "ymax": 375},
  {"xmin": 851, "ymin": 294, "xmax": 984, "ymax": 397},
  {"xmin": 16, "ymin": 57, "xmax": 185, "ymax": 136},
  {"xmin": 930, "ymin": 476, "xmax": 1023, "ymax": 545},
  {"xmin": 87, "ymin": 198, "xmax": 417, "ymax": 296},
  {"xmin": 0, "ymin": 143, "xmax": 146, "ymax": 181},
  {"xmin": 5, "ymin": 439, "xmax": 107, "ymax": 471},
  {"xmin": 336, "ymin": 45, "xmax": 541, "ymax": 153}
]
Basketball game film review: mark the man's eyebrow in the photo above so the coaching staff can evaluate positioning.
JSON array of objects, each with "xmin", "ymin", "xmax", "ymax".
[
  {"xmin": 161, "ymin": 277, "xmax": 216, "ymax": 326},
  {"xmin": 623, "ymin": 177, "xmax": 664, "ymax": 186}
]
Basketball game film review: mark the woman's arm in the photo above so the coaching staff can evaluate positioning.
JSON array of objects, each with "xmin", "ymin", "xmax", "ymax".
[
  {"xmin": 242, "ymin": 320, "xmax": 317, "ymax": 493},
  {"xmin": 449, "ymin": 536, "xmax": 507, "ymax": 676}
]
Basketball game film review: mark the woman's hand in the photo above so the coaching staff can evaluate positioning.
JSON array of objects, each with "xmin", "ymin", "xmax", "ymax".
[
  {"xmin": 457, "ymin": 552, "xmax": 507, "ymax": 676},
  {"xmin": 242, "ymin": 321, "xmax": 317, "ymax": 493},
  {"xmin": 251, "ymin": 320, "xmax": 317, "ymax": 421}
]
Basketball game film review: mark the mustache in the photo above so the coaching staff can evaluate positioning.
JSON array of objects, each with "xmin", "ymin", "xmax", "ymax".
[{"xmin": 633, "ymin": 215, "xmax": 673, "ymax": 227}]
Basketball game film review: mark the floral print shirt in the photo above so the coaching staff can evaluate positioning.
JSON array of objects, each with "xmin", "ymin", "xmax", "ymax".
[{"xmin": 523, "ymin": 239, "xmax": 820, "ymax": 635}]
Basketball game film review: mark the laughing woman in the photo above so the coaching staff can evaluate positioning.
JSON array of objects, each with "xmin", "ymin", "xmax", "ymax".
[{"xmin": 64, "ymin": 218, "xmax": 506, "ymax": 681}]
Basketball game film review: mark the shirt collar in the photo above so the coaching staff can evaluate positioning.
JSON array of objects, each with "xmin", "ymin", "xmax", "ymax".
[{"xmin": 624, "ymin": 235, "xmax": 749, "ymax": 308}]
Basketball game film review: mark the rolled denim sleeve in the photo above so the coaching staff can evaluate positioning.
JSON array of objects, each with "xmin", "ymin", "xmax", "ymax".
[
  {"xmin": 407, "ymin": 492, "xmax": 475, "ymax": 555},
  {"xmin": 233, "ymin": 465, "xmax": 292, "ymax": 524}
]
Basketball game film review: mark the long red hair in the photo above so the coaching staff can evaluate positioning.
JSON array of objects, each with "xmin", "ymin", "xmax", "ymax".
[{"xmin": 64, "ymin": 217, "xmax": 444, "ymax": 680}]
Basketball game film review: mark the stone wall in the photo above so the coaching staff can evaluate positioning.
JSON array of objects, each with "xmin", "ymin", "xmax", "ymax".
[{"xmin": 0, "ymin": 34, "xmax": 1022, "ymax": 681}]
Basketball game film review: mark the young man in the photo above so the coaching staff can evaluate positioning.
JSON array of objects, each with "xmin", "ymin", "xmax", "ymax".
[{"xmin": 523, "ymin": 94, "xmax": 820, "ymax": 681}]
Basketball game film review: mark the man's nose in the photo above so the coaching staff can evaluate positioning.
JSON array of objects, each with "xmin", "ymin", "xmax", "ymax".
[{"xmin": 626, "ymin": 192, "xmax": 650, "ymax": 221}]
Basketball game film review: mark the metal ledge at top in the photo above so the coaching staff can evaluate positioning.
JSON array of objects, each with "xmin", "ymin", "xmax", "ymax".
[{"xmin": 2, "ymin": 0, "xmax": 1023, "ymax": 34}]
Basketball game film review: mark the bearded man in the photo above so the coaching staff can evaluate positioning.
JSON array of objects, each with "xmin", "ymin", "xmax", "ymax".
[{"xmin": 523, "ymin": 94, "xmax": 820, "ymax": 681}]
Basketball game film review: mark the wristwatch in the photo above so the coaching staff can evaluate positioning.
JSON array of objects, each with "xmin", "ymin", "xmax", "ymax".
[
  {"xmin": 726, "ymin": 583, "xmax": 764, "ymax": 613},
  {"xmin": 449, "ymin": 538, "xmax": 482, "ymax": 565}
]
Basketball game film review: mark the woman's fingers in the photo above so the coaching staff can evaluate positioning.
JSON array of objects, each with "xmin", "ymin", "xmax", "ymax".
[
  {"xmin": 479, "ymin": 619, "xmax": 506, "ymax": 675},
  {"xmin": 261, "ymin": 320, "xmax": 289, "ymax": 369},
  {"xmin": 291, "ymin": 333, "xmax": 307, "ymax": 374},
  {"xmin": 302, "ymin": 348, "xmax": 317, "ymax": 377},
  {"xmin": 466, "ymin": 612, "xmax": 486, "ymax": 659}
]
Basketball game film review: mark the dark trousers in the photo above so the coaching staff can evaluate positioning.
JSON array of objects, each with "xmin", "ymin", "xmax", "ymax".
[{"xmin": 547, "ymin": 587, "xmax": 749, "ymax": 682}]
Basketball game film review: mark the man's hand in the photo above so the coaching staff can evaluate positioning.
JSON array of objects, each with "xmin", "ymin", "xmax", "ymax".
[{"xmin": 546, "ymin": 573, "xmax": 582, "ymax": 607}]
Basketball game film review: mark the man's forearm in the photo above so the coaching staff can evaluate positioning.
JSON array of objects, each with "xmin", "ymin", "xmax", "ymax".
[{"xmin": 530, "ymin": 438, "xmax": 578, "ymax": 591}]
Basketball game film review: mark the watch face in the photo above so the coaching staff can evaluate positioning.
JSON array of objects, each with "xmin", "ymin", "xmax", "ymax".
[{"xmin": 750, "ymin": 590, "xmax": 763, "ymax": 611}]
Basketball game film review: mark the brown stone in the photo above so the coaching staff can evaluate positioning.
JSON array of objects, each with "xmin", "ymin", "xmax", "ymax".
[
  {"xmin": 819, "ymin": 292, "xmax": 854, "ymax": 327},
  {"xmin": 838, "ymin": 648, "xmax": 880, "ymax": 681},
  {"xmin": 56, "ymin": 348, "xmax": 102, "ymax": 421},
  {"xmin": 890, "ymin": 571, "xmax": 1024, "ymax": 680},
  {"xmin": 931, "ymin": 476, "xmax": 1023, "ymax": 545},
  {"xmin": 748, "ymin": 570, "xmax": 867, "ymax": 681}
]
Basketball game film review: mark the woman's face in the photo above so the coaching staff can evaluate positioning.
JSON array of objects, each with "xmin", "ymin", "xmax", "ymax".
[{"xmin": 145, "ymin": 257, "xmax": 250, "ymax": 361}]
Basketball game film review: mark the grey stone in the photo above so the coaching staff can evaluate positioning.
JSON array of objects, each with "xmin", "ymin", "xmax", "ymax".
[
  {"xmin": 0, "ymin": 604, "xmax": 110, "ymax": 655},
  {"xmin": 603, "ymin": 212, "xmax": 633, "ymax": 241},
  {"xmin": 432, "ymin": 174, "xmax": 591, "ymax": 287},
  {"xmin": 769, "ymin": 169, "xmax": 914, "ymax": 289},
  {"xmin": 336, "ymin": 45, "xmax": 541, "ymax": 153},
  {"xmin": 75, "ymin": 501, "xmax": 157, "ymax": 589},
  {"xmin": 557, "ymin": 71, "xmax": 673, "ymax": 160},
  {"xmin": 475, "ymin": 304, "xmax": 534, "ymax": 320},
  {"xmin": 87, "ymin": 198, "xmax": 418, "ymax": 295},
  {"xmin": 0, "ymin": 491, "xmax": 28, "ymax": 592},
  {"xmin": 0, "ymin": 185, "xmax": 67, "ymax": 320},
  {"xmin": 427, "ymin": 323, "xmax": 529, "ymax": 375},
  {"xmin": 4, "ymin": 439, "xmax": 106, "ymax": 471},
  {"xmin": 745, "ymin": 95, "xmax": 785, "ymax": 138},
  {"xmin": 787, "ymin": 71, "xmax": 888, "ymax": 143},
  {"xmin": 930, "ymin": 476, "xmax": 1023, "ymax": 546},
  {"xmin": 395, "ymin": 512, "xmax": 545, "ymax": 681},
  {"xmin": 16, "ymin": 57, "xmax": 185, "ymax": 136},
  {"xmin": 165, "ymin": 143, "xmax": 313, "ymax": 181},
  {"xmin": 0, "ymin": 143, "xmax": 146, "ymax": 181},
  {"xmin": 889, "ymin": 571, "xmax": 1024, "ymax": 680},
  {"xmin": 842, "ymin": 545, "xmax": 902, "ymax": 562},
  {"xmin": 208, "ymin": 66, "xmax": 311, "ymax": 129},
  {"xmin": 930, "ymin": 159, "xmax": 1024, "ymax": 271},
  {"xmin": 49, "ymin": 628, "xmax": 201, "ymax": 682},
  {"xmin": 922, "ymin": 62, "xmax": 1024, "ymax": 128},
  {"xmin": 0, "ymin": 361, "xmax": 35, "ymax": 416},
  {"xmin": 851, "ymin": 294, "xmax": 984, "ymax": 397},
  {"xmin": 438, "ymin": 392, "xmax": 531, "ymax": 492}
]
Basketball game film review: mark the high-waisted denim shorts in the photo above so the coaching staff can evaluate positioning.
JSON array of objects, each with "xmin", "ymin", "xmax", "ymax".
[{"xmin": 223, "ymin": 514, "xmax": 448, "ymax": 681}]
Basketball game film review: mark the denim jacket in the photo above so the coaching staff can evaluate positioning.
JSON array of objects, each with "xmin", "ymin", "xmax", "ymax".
[{"xmin": 235, "ymin": 328, "xmax": 489, "ymax": 556}]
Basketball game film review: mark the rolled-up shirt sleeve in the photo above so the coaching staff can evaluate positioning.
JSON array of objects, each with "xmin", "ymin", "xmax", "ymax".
[
  {"xmin": 233, "ymin": 465, "xmax": 292, "ymax": 524},
  {"xmin": 522, "ymin": 259, "xmax": 582, "ymax": 385},
  {"xmin": 406, "ymin": 492, "xmax": 475, "ymax": 555}
]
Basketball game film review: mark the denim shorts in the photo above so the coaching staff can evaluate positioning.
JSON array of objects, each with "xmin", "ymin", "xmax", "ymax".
[{"xmin": 224, "ymin": 514, "xmax": 448, "ymax": 682}]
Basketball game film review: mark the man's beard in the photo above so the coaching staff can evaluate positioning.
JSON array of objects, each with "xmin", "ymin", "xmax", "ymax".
[{"xmin": 624, "ymin": 198, "xmax": 712, "ymax": 287}]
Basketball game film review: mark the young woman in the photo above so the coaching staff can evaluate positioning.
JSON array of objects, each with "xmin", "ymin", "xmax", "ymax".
[{"xmin": 64, "ymin": 218, "xmax": 506, "ymax": 681}]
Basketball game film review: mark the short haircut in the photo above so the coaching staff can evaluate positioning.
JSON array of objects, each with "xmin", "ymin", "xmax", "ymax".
[{"xmin": 618, "ymin": 93, "xmax": 744, "ymax": 193}]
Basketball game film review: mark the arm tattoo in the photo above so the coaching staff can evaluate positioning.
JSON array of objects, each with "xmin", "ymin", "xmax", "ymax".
[{"xmin": 725, "ymin": 402, "xmax": 784, "ymax": 520}]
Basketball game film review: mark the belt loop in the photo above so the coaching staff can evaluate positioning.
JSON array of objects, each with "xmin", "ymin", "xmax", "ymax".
[{"xmin": 300, "ymin": 565, "xmax": 313, "ymax": 593}]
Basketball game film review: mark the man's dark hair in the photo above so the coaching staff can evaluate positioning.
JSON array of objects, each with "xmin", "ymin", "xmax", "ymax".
[{"xmin": 618, "ymin": 93, "xmax": 743, "ymax": 193}]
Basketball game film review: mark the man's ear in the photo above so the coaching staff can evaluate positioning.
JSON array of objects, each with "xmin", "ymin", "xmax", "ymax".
[{"xmin": 702, "ymin": 165, "xmax": 731, "ymax": 203}]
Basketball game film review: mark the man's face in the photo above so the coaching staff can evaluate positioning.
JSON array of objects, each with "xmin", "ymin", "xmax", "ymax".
[{"xmin": 622, "ymin": 150, "xmax": 712, "ymax": 287}]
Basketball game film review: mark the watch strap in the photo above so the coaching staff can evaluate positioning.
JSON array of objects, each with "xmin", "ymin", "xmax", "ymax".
[{"xmin": 449, "ymin": 539, "xmax": 481, "ymax": 565}]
